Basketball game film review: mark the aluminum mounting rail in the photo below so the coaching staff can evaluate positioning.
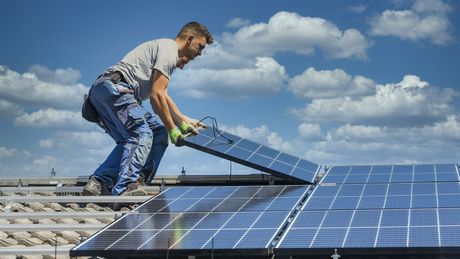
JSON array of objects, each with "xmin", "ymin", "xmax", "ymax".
[
  {"xmin": 0, "ymin": 211, "xmax": 123, "ymax": 219},
  {"xmin": 0, "ymin": 195, "xmax": 151, "ymax": 205},
  {"xmin": 0, "ymin": 185, "xmax": 160, "ymax": 193},
  {"xmin": 0, "ymin": 246, "xmax": 73, "ymax": 256},
  {"xmin": 0, "ymin": 223, "xmax": 106, "ymax": 231}
]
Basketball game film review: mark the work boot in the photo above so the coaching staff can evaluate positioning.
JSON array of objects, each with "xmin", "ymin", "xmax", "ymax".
[
  {"xmin": 82, "ymin": 176, "xmax": 102, "ymax": 196},
  {"xmin": 121, "ymin": 181, "xmax": 147, "ymax": 196}
]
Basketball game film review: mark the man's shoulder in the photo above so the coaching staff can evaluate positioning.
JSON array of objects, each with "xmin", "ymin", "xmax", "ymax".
[{"xmin": 154, "ymin": 38, "xmax": 177, "ymax": 49}]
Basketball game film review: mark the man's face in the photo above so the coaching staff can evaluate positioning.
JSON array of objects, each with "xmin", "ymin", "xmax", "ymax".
[{"xmin": 177, "ymin": 36, "xmax": 207, "ymax": 69}]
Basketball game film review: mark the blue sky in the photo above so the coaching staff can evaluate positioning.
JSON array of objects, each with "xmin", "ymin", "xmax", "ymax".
[{"xmin": 1, "ymin": 0, "xmax": 459, "ymax": 177}]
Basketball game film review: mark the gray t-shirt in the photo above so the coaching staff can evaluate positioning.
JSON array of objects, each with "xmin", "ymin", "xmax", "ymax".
[{"xmin": 106, "ymin": 38, "xmax": 178, "ymax": 101}]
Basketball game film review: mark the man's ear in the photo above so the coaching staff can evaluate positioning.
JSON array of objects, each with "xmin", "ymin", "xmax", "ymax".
[{"xmin": 186, "ymin": 35, "xmax": 194, "ymax": 45}]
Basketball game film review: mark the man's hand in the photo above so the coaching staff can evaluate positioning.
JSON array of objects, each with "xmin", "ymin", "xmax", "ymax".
[
  {"xmin": 183, "ymin": 117, "xmax": 207, "ymax": 130},
  {"xmin": 180, "ymin": 121, "xmax": 200, "ymax": 136},
  {"xmin": 169, "ymin": 127, "xmax": 183, "ymax": 145}
]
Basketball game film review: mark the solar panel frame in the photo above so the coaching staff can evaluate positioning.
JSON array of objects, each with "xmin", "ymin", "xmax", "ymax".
[
  {"xmin": 71, "ymin": 185, "xmax": 311, "ymax": 257},
  {"xmin": 176, "ymin": 127, "xmax": 320, "ymax": 183}
]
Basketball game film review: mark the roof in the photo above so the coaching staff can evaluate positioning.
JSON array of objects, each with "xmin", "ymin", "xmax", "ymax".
[{"xmin": 0, "ymin": 174, "xmax": 283, "ymax": 258}]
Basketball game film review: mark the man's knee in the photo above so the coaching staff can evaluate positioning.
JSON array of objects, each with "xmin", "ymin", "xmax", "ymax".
[{"xmin": 141, "ymin": 128, "xmax": 154, "ymax": 150}]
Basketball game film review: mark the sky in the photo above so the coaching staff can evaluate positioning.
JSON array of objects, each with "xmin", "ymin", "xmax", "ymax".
[{"xmin": 0, "ymin": 0, "xmax": 459, "ymax": 178}]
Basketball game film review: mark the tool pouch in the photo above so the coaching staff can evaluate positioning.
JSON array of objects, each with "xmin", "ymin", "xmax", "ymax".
[{"xmin": 81, "ymin": 93, "xmax": 101, "ymax": 123}]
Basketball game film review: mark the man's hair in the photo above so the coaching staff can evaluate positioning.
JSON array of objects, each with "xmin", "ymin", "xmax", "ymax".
[{"xmin": 177, "ymin": 22, "xmax": 214, "ymax": 44}]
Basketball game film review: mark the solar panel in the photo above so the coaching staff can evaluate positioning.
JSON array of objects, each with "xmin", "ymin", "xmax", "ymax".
[
  {"xmin": 277, "ymin": 207, "xmax": 460, "ymax": 249},
  {"xmin": 302, "ymin": 182, "xmax": 460, "ymax": 210},
  {"xmin": 176, "ymin": 127, "xmax": 320, "ymax": 183},
  {"xmin": 321, "ymin": 164, "xmax": 459, "ymax": 184},
  {"xmin": 276, "ymin": 164, "xmax": 460, "ymax": 253},
  {"xmin": 70, "ymin": 185, "xmax": 310, "ymax": 257}
]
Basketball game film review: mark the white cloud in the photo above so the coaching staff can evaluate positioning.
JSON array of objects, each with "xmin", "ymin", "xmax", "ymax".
[
  {"xmin": 27, "ymin": 64, "xmax": 81, "ymax": 85},
  {"xmin": 173, "ymin": 57, "xmax": 287, "ymax": 99},
  {"xmin": 288, "ymin": 67, "xmax": 376, "ymax": 98},
  {"xmin": 26, "ymin": 155, "xmax": 58, "ymax": 172},
  {"xmin": 0, "ymin": 65, "xmax": 88, "ymax": 110},
  {"xmin": 226, "ymin": 17, "xmax": 251, "ymax": 28},
  {"xmin": 292, "ymin": 75, "xmax": 456, "ymax": 126},
  {"xmin": 349, "ymin": 4, "xmax": 367, "ymax": 13},
  {"xmin": 38, "ymin": 131, "xmax": 112, "ymax": 159},
  {"xmin": 172, "ymin": 11, "xmax": 371, "ymax": 100},
  {"xmin": 0, "ymin": 99, "xmax": 23, "ymax": 116},
  {"xmin": 297, "ymin": 123, "xmax": 325, "ymax": 141},
  {"xmin": 329, "ymin": 115, "xmax": 460, "ymax": 144},
  {"xmin": 189, "ymin": 42, "xmax": 253, "ymax": 70},
  {"xmin": 370, "ymin": 0, "xmax": 453, "ymax": 45},
  {"xmin": 222, "ymin": 11, "xmax": 370, "ymax": 59},
  {"xmin": 13, "ymin": 130, "xmax": 114, "ymax": 177},
  {"xmin": 14, "ymin": 108, "xmax": 93, "ymax": 130},
  {"xmin": 51, "ymin": 131, "xmax": 112, "ymax": 149},
  {"xmin": 38, "ymin": 139, "xmax": 55, "ymax": 149},
  {"xmin": 0, "ymin": 146, "xmax": 31, "ymax": 159},
  {"xmin": 412, "ymin": 0, "xmax": 452, "ymax": 13},
  {"xmin": 308, "ymin": 115, "xmax": 460, "ymax": 165}
]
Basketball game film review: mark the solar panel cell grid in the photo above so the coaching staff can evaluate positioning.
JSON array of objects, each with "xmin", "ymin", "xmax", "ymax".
[
  {"xmin": 440, "ymin": 226, "xmax": 460, "ymax": 246},
  {"xmin": 73, "ymin": 162, "xmax": 460, "ymax": 256},
  {"xmin": 177, "ymin": 127, "xmax": 320, "ymax": 183},
  {"xmin": 72, "ymin": 185, "xmax": 310, "ymax": 256},
  {"xmin": 277, "ymin": 162, "xmax": 460, "ymax": 251},
  {"xmin": 322, "ymin": 164, "xmax": 459, "ymax": 184},
  {"xmin": 300, "ymin": 182, "xmax": 460, "ymax": 210},
  {"xmin": 344, "ymin": 228, "xmax": 378, "ymax": 247},
  {"xmin": 277, "ymin": 208, "xmax": 460, "ymax": 249}
]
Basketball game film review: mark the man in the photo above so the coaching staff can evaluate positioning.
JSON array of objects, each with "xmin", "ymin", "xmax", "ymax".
[{"xmin": 82, "ymin": 22, "xmax": 213, "ymax": 196}]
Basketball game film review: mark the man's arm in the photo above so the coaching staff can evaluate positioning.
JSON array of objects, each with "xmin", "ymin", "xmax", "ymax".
[
  {"xmin": 165, "ymin": 91, "xmax": 186, "ymax": 125},
  {"xmin": 150, "ymin": 70, "xmax": 176, "ymax": 131},
  {"xmin": 166, "ymin": 94, "xmax": 207, "ymax": 130}
]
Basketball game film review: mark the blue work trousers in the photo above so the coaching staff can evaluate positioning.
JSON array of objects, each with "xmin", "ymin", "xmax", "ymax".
[{"xmin": 89, "ymin": 78, "xmax": 168, "ymax": 195}]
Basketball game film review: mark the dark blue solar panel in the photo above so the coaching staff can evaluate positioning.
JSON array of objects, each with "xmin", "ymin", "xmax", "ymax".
[
  {"xmin": 312, "ymin": 228, "xmax": 347, "ymax": 248},
  {"xmin": 291, "ymin": 211, "xmax": 327, "ymax": 228},
  {"xmin": 344, "ymin": 228, "xmax": 378, "ymax": 248},
  {"xmin": 413, "ymin": 231, "xmax": 439, "ymax": 249},
  {"xmin": 376, "ymin": 228, "xmax": 408, "ymax": 247},
  {"xmin": 357, "ymin": 196, "xmax": 386, "ymax": 209},
  {"xmin": 176, "ymin": 127, "xmax": 320, "ymax": 183},
  {"xmin": 277, "ymin": 208, "xmax": 453, "ymax": 249},
  {"xmin": 411, "ymin": 209, "xmax": 437, "ymax": 226},
  {"xmin": 412, "ymin": 195, "xmax": 437, "ymax": 208},
  {"xmin": 321, "ymin": 210, "xmax": 353, "ymax": 227},
  {"xmin": 439, "ymin": 208, "xmax": 460, "ymax": 225},
  {"xmin": 277, "ymin": 229, "xmax": 316, "ymax": 248},
  {"xmin": 440, "ymin": 226, "xmax": 460, "ymax": 246},
  {"xmin": 202, "ymin": 229, "xmax": 246, "ymax": 249},
  {"xmin": 71, "ymin": 185, "xmax": 310, "ymax": 257},
  {"xmin": 322, "ymin": 164, "xmax": 459, "ymax": 184},
  {"xmin": 277, "ymin": 163, "xmax": 460, "ymax": 251},
  {"xmin": 381, "ymin": 210, "xmax": 409, "ymax": 226},
  {"xmin": 351, "ymin": 210, "xmax": 381, "ymax": 227},
  {"xmin": 385, "ymin": 195, "xmax": 411, "ymax": 209},
  {"xmin": 297, "ymin": 182, "xmax": 460, "ymax": 211},
  {"xmin": 73, "ymin": 161, "xmax": 460, "ymax": 256}
]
